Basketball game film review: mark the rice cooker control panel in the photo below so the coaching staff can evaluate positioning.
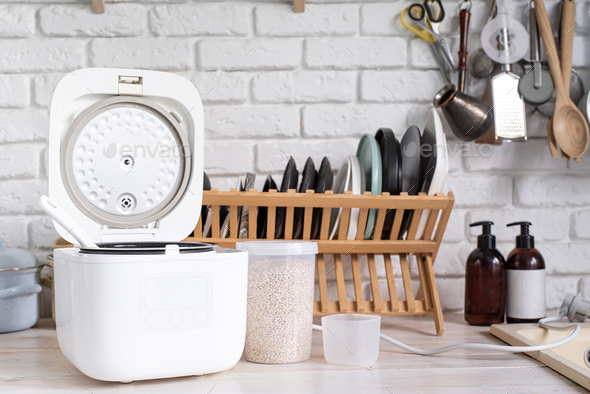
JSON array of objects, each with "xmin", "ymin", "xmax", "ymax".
[{"xmin": 140, "ymin": 272, "xmax": 212, "ymax": 332}]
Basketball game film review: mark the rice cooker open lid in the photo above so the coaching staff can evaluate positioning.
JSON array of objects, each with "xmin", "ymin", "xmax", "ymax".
[{"xmin": 47, "ymin": 68, "xmax": 204, "ymax": 244}]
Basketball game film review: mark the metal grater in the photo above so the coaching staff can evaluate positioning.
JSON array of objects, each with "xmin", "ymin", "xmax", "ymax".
[
  {"xmin": 492, "ymin": 65, "xmax": 527, "ymax": 140},
  {"xmin": 491, "ymin": 27, "xmax": 527, "ymax": 141}
]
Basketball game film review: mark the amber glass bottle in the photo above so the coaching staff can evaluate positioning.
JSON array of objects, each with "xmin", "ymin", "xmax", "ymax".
[
  {"xmin": 465, "ymin": 221, "xmax": 506, "ymax": 326},
  {"xmin": 506, "ymin": 222, "xmax": 546, "ymax": 323}
]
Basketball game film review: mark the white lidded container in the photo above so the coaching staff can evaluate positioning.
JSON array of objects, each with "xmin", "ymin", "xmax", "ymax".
[
  {"xmin": 47, "ymin": 68, "xmax": 248, "ymax": 382},
  {"xmin": 236, "ymin": 241, "xmax": 318, "ymax": 364}
]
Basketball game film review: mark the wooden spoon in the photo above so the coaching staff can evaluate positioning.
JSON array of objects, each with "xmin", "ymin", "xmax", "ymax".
[
  {"xmin": 547, "ymin": 114, "xmax": 559, "ymax": 158},
  {"xmin": 559, "ymin": 0, "xmax": 575, "ymax": 160},
  {"xmin": 535, "ymin": 0, "xmax": 589, "ymax": 159},
  {"xmin": 548, "ymin": 0, "xmax": 574, "ymax": 160}
]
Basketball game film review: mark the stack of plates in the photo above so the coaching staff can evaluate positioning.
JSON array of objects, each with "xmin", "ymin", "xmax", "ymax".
[
  {"xmin": 203, "ymin": 108, "xmax": 449, "ymax": 242},
  {"xmin": 327, "ymin": 108, "xmax": 449, "ymax": 241}
]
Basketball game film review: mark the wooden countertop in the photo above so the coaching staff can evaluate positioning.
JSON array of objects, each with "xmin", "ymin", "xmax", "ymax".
[{"xmin": 1, "ymin": 314, "xmax": 585, "ymax": 393}]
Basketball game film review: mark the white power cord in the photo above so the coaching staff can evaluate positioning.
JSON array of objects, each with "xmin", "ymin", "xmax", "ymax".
[{"xmin": 312, "ymin": 306, "xmax": 581, "ymax": 356}]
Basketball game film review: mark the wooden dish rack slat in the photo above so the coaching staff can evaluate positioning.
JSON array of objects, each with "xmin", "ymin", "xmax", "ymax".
[{"xmin": 187, "ymin": 189, "xmax": 455, "ymax": 336}]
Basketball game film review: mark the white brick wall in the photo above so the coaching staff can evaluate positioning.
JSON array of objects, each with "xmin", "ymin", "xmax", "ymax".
[
  {"xmin": 199, "ymin": 38, "xmax": 302, "ymax": 71},
  {"xmin": 40, "ymin": 4, "xmax": 146, "ymax": 36},
  {"xmin": 90, "ymin": 37, "xmax": 192, "ymax": 70},
  {"xmin": 0, "ymin": 39, "xmax": 84, "ymax": 72},
  {"xmin": 252, "ymin": 71, "xmax": 355, "ymax": 103},
  {"xmin": 150, "ymin": 4, "xmax": 250, "ymax": 37},
  {"xmin": 255, "ymin": 4, "xmax": 358, "ymax": 37},
  {"xmin": 0, "ymin": 110, "xmax": 48, "ymax": 142},
  {"xmin": 0, "ymin": 75, "xmax": 30, "ymax": 108},
  {"xmin": 205, "ymin": 106, "xmax": 300, "ymax": 139},
  {"xmin": 305, "ymin": 37, "xmax": 406, "ymax": 69},
  {"xmin": 0, "ymin": 5, "xmax": 35, "ymax": 37},
  {"xmin": 1, "ymin": 1, "xmax": 589, "ymax": 314}
]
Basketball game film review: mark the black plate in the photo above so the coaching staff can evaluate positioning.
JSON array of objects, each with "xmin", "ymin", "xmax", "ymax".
[
  {"xmin": 257, "ymin": 175, "xmax": 277, "ymax": 239},
  {"xmin": 399, "ymin": 126, "xmax": 423, "ymax": 239},
  {"xmin": 80, "ymin": 242, "xmax": 215, "ymax": 255},
  {"xmin": 375, "ymin": 129, "xmax": 401, "ymax": 238},
  {"xmin": 275, "ymin": 157, "xmax": 299, "ymax": 239},
  {"xmin": 293, "ymin": 157, "xmax": 317, "ymax": 239},
  {"xmin": 311, "ymin": 157, "xmax": 333, "ymax": 239},
  {"xmin": 401, "ymin": 125, "xmax": 423, "ymax": 195},
  {"xmin": 420, "ymin": 123, "xmax": 437, "ymax": 193}
]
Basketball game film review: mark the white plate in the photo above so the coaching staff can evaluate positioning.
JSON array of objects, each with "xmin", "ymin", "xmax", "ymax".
[
  {"xmin": 347, "ymin": 155, "xmax": 364, "ymax": 240},
  {"xmin": 328, "ymin": 158, "xmax": 352, "ymax": 240},
  {"xmin": 202, "ymin": 209, "xmax": 212, "ymax": 237},
  {"xmin": 416, "ymin": 109, "xmax": 449, "ymax": 240},
  {"xmin": 220, "ymin": 177, "xmax": 242, "ymax": 238}
]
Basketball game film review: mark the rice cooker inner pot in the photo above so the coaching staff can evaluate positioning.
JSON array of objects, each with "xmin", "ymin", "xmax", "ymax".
[{"xmin": 79, "ymin": 242, "xmax": 215, "ymax": 255}]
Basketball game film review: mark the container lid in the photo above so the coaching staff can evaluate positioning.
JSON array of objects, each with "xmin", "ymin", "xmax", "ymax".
[
  {"xmin": 236, "ymin": 241, "xmax": 318, "ymax": 256},
  {"xmin": 0, "ymin": 237, "xmax": 39, "ymax": 270}
]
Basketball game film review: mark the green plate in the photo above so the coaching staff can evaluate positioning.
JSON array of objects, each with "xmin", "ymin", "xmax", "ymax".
[{"xmin": 356, "ymin": 134, "xmax": 382, "ymax": 239}]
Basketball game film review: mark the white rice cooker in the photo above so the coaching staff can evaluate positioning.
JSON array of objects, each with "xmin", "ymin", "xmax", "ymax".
[{"xmin": 47, "ymin": 68, "xmax": 248, "ymax": 382}]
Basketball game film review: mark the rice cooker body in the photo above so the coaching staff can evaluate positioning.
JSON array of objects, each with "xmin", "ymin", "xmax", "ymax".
[{"xmin": 54, "ymin": 247, "xmax": 248, "ymax": 382}]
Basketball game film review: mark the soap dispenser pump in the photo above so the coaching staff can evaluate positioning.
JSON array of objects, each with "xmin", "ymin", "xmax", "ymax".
[
  {"xmin": 506, "ymin": 221, "xmax": 546, "ymax": 323},
  {"xmin": 465, "ymin": 221, "xmax": 506, "ymax": 326}
]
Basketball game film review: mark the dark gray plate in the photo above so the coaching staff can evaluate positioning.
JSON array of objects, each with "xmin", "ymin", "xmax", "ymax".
[
  {"xmin": 375, "ymin": 128, "xmax": 401, "ymax": 239},
  {"xmin": 257, "ymin": 175, "xmax": 277, "ymax": 239},
  {"xmin": 275, "ymin": 157, "xmax": 299, "ymax": 239},
  {"xmin": 293, "ymin": 157, "xmax": 317, "ymax": 239},
  {"xmin": 311, "ymin": 157, "xmax": 333, "ymax": 239},
  {"xmin": 399, "ymin": 126, "xmax": 422, "ymax": 239}
]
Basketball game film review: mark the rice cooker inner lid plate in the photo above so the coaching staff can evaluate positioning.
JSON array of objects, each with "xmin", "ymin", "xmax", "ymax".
[
  {"xmin": 61, "ymin": 96, "xmax": 191, "ymax": 228},
  {"xmin": 79, "ymin": 241, "xmax": 215, "ymax": 255}
]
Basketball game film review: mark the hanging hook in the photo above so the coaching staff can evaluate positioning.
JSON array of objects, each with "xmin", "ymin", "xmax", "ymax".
[{"xmin": 460, "ymin": 0, "xmax": 472, "ymax": 12}]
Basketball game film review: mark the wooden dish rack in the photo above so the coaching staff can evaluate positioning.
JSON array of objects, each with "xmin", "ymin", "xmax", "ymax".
[{"xmin": 187, "ymin": 188, "xmax": 455, "ymax": 336}]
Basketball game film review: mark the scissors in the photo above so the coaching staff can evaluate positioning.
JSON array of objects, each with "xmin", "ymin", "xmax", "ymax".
[{"xmin": 401, "ymin": 0, "xmax": 455, "ymax": 83}]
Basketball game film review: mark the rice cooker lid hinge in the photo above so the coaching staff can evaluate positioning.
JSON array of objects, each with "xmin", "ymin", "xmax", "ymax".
[{"xmin": 118, "ymin": 76, "xmax": 143, "ymax": 96}]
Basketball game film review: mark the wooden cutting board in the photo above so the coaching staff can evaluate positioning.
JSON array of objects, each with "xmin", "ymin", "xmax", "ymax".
[{"xmin": 490, "ymin": 322, "xmax": 590, "ymax": 390}]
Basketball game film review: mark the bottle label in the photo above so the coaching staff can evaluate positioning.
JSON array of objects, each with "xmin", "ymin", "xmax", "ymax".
[{"xmin": 506, "ymin": 269, "xmax": 546, "ymax": 319}]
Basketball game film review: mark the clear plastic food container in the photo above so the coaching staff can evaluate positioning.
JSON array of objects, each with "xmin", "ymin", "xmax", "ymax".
[{"xmin": 236, "ymin": 241, "xmax": 318, "ymax": 364}]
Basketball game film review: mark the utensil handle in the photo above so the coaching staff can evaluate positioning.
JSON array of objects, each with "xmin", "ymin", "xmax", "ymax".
[
  {"xmin": 38, "ymin": 195, "xmax": 98, "ymax": 248},
  {"xmin": 561, "ymin": 0, "xmax": 575, "ymax": 96},
  {"xmin": 533, "ymin": 0, "xmax": 567, "ymax": 98},
  {"xmin": 458, "ymin": 8, "xmax": 470, "ymax": 92},
  {"xmin": 529, "ymin": 1, "xmax": 540, "ymax": 62},
  {"xmin": 529, "ymin": 3, "xmax": 544, "ymax": 88},
  {"xmin": 0, "ymin": 284, "xmax": 42, "ymax": 300}
]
